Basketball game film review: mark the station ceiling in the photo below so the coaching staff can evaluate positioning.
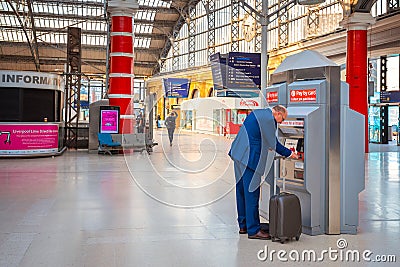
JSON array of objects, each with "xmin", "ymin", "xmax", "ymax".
[{"xmin": 0, "ymin": 0, "xmax": 197, "ymax": 78}]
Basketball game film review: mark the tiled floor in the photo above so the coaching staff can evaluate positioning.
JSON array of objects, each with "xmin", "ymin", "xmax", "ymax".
[{"xmin": 0, "ymin": 129, "xmax": 399, "ymax": 266}]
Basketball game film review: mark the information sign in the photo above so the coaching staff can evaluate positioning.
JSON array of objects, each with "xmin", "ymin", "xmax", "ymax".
[{"xmin": 163, "ymin": 78, "xmax": 190, "ymax": 98}]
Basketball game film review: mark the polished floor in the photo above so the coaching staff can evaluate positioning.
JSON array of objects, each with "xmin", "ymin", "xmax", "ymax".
[{"xmin": 0, "ymin": 129, "xmax": 399, "ymax": 266}]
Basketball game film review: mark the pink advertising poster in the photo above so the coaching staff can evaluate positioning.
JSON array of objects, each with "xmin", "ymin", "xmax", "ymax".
[
  {"xmin": 0, "ymin": 124, "xmax": 59, "ymax": 155},
  {"xmin": 100, "ymin": 110, "xmax": 119, "ymax": 133}
]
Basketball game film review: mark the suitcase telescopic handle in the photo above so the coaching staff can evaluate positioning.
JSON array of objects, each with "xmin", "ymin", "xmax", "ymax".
[{"xmin": 274, "ymin": 156, "xmax": 287, "ymax": 193}]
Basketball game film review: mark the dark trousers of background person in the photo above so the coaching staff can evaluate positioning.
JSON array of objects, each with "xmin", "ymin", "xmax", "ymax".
[{"xmin": 167, "ymin": 127, "xmax": 175, "ymax": 144}]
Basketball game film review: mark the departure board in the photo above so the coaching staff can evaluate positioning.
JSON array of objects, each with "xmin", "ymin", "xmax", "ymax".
[
  {"xmin": 227, "ymin": 52, "xmax": 261, "ymax": 89},
  {"xmin": 380, "ymin": 91, "xmax": 400, "ymax": 103},
  {"xmin": 210, "ymin": 52, "xmax": 227, "ymax": 90}
]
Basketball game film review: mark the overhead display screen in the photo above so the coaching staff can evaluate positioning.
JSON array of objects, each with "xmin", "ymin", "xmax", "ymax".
[
  {"xmin": 380, "ymin": 91, "xmax": 400, "ymax": 103},
  {"xmin": 210, "ymin": 52, "xmax": 227, "ymax": 90},
  {"xmin": 227, "ymin": 52, "xmax": 261, "ymax": 89},
  {"xmin": 210, "ymin": 52, "xmax": 261, "ymax": 97}
]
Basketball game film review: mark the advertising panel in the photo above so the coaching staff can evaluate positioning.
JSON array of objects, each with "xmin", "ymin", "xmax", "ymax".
[
  {"xmin": 80, "ymin": 86, "xmax": 89, "ymax": 108},
  {"xmin": 99, "ymin": 106, "xmax": 120, "ymax": 133},
  {"xmin": 0, "ymin": 124, "xmax": 59, "ymax": 155},
  {"xmin": 163, "ymin": 78, "xmax": 190, "ymax": 98}
]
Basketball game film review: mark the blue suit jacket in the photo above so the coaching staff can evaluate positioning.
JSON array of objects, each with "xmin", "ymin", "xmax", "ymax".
[{"xmin": 228, "ymin": 109, "xmax": 292, "ymax": 176}]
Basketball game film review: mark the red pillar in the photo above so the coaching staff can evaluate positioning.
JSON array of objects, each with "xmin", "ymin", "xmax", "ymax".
[
  {"xmin": 108, "ymin": 1, "xmax": 138, "ymax": 134},
  {"xmin": 342, "ymin": 13, "xmax": 375, "ymax": 153}
]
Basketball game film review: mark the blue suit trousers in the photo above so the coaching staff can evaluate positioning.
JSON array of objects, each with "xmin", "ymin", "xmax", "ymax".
[{"xmin": 234, "ymin": 161, "xmax": 262, "ymax": 236}]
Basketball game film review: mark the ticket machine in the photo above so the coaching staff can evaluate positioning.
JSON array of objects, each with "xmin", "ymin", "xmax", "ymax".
[{"xmin": 260, "ymin": 50, "xmax": 365, "ymax": 235}]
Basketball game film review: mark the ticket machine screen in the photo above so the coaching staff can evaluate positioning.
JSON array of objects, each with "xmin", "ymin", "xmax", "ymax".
[
  {"xmin": 296, "ymin": 138, "xmax": 304, "ymax": 153},
  {"xmin": 283, "ymin": 137, "xmax": 304, "ymax": 159},
  {"xmin": 278, "ymin": 120, "xmax": 305, "ymax": 183}
]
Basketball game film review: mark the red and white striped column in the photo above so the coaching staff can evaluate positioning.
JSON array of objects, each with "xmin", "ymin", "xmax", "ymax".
[
  {"xmin": 108, "ymin": 0, "xmax": 138, "ymax": 134},
  {"xmin": 341, "ymin": 12, "xmax": 375, "ymax": 153}
]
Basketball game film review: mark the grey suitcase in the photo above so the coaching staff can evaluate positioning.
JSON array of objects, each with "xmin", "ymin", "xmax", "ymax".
[{"xmin": 269, "ymin": 157, "xmax": 302, "ymax": 244}]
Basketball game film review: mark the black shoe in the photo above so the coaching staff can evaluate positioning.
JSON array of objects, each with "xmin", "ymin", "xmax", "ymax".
[
  {"xmin": 248, "ymin": 230, "xmax": 271, "ymax": 240},
  {"xmin": 239, "ymin": 228, "xmax": 247, "ymax": 234}
]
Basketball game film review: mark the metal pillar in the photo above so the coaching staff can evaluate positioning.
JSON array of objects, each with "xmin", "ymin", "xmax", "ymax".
[
  {"xmin": 64, "ymin": 27, "xmax": 82, "ymax": 149},
  {"xmin": 341, "ymin": 12, "xmax": 375, "ymax": 153},
  {"xmin": 231, "ymin": 0, "xmax": 240, "ymax": 52},
  {"xmin": 172, "ymin": 38, "xmax": 180, "ymax": 70},
  {"xmin": 278, "ymin": 0, "xmax": 289, "ymax": 48},
  {"xmin": 326, "ymin": 66, "xmax": 342, "ymax": 235},
  {"xmin": 188, "ymin": 6, "xmax": 196, "ymax": 67},
  {"xmin": 260, "ymin": 0, "xmax": 269, "ymax": 108},
  {"xmin": 254, "ymin": 0, "xmax": 262, "ymax": 52},
  {"xmin": 380, "ymin": 56, "xmax": 389, "ymax": 144},
  {"xmin": 206, "ymin": 0, "xmax": 215, "ymax": 58},
  {"xmin": 107, "ymin": 0, "xmax": 138, "ymax": 134}
]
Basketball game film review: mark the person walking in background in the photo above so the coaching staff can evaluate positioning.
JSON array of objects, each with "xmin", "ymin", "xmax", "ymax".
[
  {"xmin": 165, "ymin": 111, "xmax": 177, "ymax": 146},
  {"xmin": 156, "ymin": 114, "xmax": 161, "ymax": 128},
  {"xmin": 136, "ymin": 111, "xmax": 144, "ymax": 133},
  {"xmin": 228, "ymin": 105, "xmax": 299, "ymax": 240}
]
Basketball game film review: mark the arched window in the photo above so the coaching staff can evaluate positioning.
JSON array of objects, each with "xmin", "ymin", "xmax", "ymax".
[
  {"xmin": 191, "ymin": 89, "xmax": 199, "ymax": 98},
  {"xmin": 207, "ymin": 87, "xmax": 213, "ymax": 97}
]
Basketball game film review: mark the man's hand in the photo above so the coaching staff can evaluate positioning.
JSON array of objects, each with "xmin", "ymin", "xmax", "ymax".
[{"xmin": 289, "ymin": 152, "xmax": 299, "ymax": 159}]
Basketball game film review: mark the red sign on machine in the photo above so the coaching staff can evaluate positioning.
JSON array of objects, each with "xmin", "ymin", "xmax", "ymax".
[
  {"xmin": 290, "ymin": 89, "xmax": 317, "ymax": 102},
  {"xmin": 266, "ymin": 91, "xmax": 278, "ymax": 103}
]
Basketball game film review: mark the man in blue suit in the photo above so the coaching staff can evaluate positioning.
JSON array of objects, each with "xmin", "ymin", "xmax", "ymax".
[{"xmin": 228, "ymin": 105, "xmax": 298, "ymax": 240}]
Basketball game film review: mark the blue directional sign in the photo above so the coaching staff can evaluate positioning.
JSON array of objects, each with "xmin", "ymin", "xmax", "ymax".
[{"xmin": 163, "ymin": 78, "xmax": 190, "ymax": 98}]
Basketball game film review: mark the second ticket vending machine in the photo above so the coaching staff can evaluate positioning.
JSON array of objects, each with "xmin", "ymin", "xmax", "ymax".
[{"xmin": 260, "ymin": 50, "xmax": 365, "ymax": 235}]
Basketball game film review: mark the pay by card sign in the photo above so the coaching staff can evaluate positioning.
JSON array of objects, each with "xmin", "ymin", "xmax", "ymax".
[
  {"xmin": 290, "ymin": 89, "xmax": 317, "ymax": 102},
  {"xmin": 266, "ymin": 91, "xmax": 278, "ymax": 103}
]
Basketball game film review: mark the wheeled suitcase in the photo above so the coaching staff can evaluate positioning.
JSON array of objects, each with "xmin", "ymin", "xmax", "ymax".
[{"xmin": 269, "ymin": 157, "xmax": 302, "ymax": 244}]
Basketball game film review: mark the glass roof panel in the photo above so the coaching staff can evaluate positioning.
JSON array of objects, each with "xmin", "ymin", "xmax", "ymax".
[
  {"xmin": 0, "ymin": 0, "xmax": 179, "ymax": 75},
  {"xmin": 0, "ymin": 0, "xmax": 168, "ymax": 43},
  {"xmin": 135, "ymin": 10, "xmax": 156, "ymax": 21},
  {"xmin": 138, "ymin": 0, "xmax": 171, "ymax": 8},
  {"xmin": 134, "ymin": 24, "xmax": 154, "ymax": 34},
  {"xmin": 134, "ymin": 37, "xmax": 151, "ymax": 48},
  {"xmin": 0, "ymin": 15, "xmax": 17, "ymax": 27}
]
